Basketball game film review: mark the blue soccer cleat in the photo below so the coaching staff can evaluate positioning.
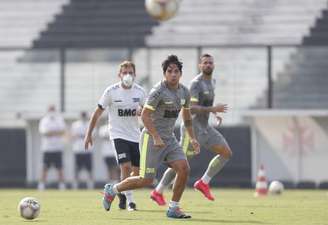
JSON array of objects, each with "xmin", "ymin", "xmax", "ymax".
[
  {"xmin": 102, "ymin": 184, "xmax": 116, "ymax": 211},
  {"xmin": 166, "ymin": 207, "xmax": 191, "ymax": 219}
]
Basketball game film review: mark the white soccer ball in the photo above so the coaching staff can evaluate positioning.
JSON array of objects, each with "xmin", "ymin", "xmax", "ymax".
[
  {"xmin": 269, "ymin": 181, "xmax": 284, "ymax": 195},
  {"xmin": 145, "ymin": 0, "xmax": 180, "ymax": 21},
  {"xmin": 18, "ymin": 197, "xmax": 41, "ymax": 220}
]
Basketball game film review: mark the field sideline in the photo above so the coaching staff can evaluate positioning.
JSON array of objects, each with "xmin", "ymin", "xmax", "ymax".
[{"xmin": 1, "ymin": 188, "xmax": 327, "ymax": 225}]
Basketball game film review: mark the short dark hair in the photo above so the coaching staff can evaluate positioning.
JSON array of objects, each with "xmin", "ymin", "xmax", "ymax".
[
  {"xmin": 162, "ymin": 55, "xmax": 183, "ymax": 74},
  {"xmin": 199, "ymin": 53, "xmax": 213, "ymax": 62}
]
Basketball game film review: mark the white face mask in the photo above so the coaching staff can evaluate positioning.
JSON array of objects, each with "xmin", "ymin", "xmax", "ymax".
[{"xmin": 122, "ymin": 73, "xmax": 134, "ymax": 87}]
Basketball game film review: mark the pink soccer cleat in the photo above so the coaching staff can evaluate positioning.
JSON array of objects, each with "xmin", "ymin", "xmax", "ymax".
[
  {"xmin": 193, "ymin": 179, "xmax": 215, "ymax": 201},
  {"xmin": 150, "ymin": 190, "xmax": 166, "ymax": 206}
]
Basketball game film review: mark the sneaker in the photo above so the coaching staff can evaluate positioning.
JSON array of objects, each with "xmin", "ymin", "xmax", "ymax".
[
  {"xmin": 127, "ymin": 202, "xmax": 137, "ymax": 211},
  {"xmin": 150, "ymin": 190, "xmax": 166, "ymax": 206},
  {"xmin": 167, "ymin": 207, "xmax": 191, "ymax": 219},
  {"xmin": 193, "ymin": 179, "xmax": 215, "ymax": 201},
  {"xmin": 102, "ymin": 184, "xmax": 116, "ymax": 211},
  {"xmin": 118, "ymin": 193, "xmax": 126, "ymax": 209}
]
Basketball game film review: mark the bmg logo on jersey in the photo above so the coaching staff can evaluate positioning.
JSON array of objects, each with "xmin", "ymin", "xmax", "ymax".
[
  {"xmin": 164, "ymin": 109, "xmax": 179, "ymax": 118},
  {"xmin": 118, "ymin": 108, "xmax": 137, "ymax": 117}
]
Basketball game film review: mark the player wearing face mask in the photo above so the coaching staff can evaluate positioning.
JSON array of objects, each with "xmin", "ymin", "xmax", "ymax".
[
  {"xmin": 84, "ymin": 61, "xmax": 146, "ymax": 211},
  {"xmin": 122, "ymin": 73, "xmax": 134, "ymax": 88}
]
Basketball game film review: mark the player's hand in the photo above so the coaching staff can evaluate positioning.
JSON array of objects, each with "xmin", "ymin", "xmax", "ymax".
[
  {"xmin": 136, "ymin": 106, "xmax": 143, "ymax": 116},
  {"xmin": 190, "ymin": 138, "xmax": 200, "ymax": 155},
  {"xmin": 153, "ymin": 136, "xmax": 165, "ymax": 149},
  {"xmin": 216, "ymin": 114, "xmax": 223, "ymax": 126},
  {"xmin": 84, "ymin": 135, "xmax": 93, "ymax": 151},
  {"xmin": 211, "ymin": 103, "xmax": 228, "ymax": 113}
]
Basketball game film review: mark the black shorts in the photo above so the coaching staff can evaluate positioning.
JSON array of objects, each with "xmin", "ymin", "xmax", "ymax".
[
  {"xmin": 75, "ymin": 153, "xmax": 92, "ymax": 172},
  {"xmin": 113, "ymin": 138, "xmax": 140, "ymax": 167},
  {"xmin": 43, "ymin": 151, "xmax": 63, "ymax": 169},
  {"xmin": 104, "ymin": 156, "xmax": 118, "ymax": 170}
]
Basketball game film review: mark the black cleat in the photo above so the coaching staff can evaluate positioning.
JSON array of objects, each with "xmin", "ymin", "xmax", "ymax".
[
  {"xmin": 118, "ymin": 193, "xmax": 126, "ymax": 209},
  {"xmin": 127, "ymin": 202, "xmax": 137, "ymax": 211}
]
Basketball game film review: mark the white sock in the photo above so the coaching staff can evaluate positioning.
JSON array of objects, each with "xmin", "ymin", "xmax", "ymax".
[
  {"xmin": 112, "ymin": 184, "xmax": 119, "ymax": 194},
  {"xmin": 201, "ymin": 175, "xmax": 211, "ymax": 184},
  {"xmin": 155, "ymin": 168, "xmax": 176, "ymax": 194},
  {"xmin": 155, "ymin": 183, "xmax": 165, "ymax": 194},
  {"xmin": 124, "ymin": 191, "xmax": 134, "ymax": 204},
  {"xmin": 201, "ymin": 155, "xmax": 229, "ymax": 185},
  {"xmin": 169, "ymin": 200, "xmax": 179, "ymax": 208}
]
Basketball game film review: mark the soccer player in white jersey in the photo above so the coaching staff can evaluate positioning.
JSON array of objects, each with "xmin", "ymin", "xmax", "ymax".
[
  {"xmin": 38, "ymin": 105, "xmax": 67, "ymax": 190},
  {"xmin": 84, "ymin": 61, "xmax": 146, "ymax": 211},
  {"xmin": 70, "ymin": 111, "xmax": 94, "ymax": 189}
]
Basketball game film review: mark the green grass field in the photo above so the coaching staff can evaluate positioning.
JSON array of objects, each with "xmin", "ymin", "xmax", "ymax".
[{"xmin": 1, "ymin": 188, "xmax": 327, "ymax": 225}]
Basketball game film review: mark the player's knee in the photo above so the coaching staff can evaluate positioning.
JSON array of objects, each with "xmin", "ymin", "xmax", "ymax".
[
  {"xmin": 177, "ymin": 162, "xmax": 190, "ymax": 176},
  {"xmin": 184, "ymin": 164, "xmax": 190, "ymax": 176},
  {"xmin": 222, "ymin": 147, "xmax": 232, "ymax": 159}
]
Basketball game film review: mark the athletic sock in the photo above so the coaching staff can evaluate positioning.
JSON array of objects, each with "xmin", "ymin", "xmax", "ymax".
[
  {"xmin": 112, "ymin": 184, "xmax": 119, "ymax": 194},
  {"xmin": 169, "ymin": 200, "xmax": 179, "ymax": 208},
  {"xmin": 123, "ymin": 190, "xmax": 134, "ymax": 204},
  {"xmin": 156, "ymin": 168, "xmax": 176, "ymax": 193},
  {"xmin": 201, "ymin": 155, "xmax": 229, "ymax": 184}
]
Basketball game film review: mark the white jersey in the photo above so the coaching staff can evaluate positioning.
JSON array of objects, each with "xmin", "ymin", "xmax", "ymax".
[
  {"xmin": 98, "ymin": 125, "xmax": 116, "ymax": 157},
  {"xmin": 98, "ymin": 82, "xmax": 146, "ymax": 143},
  {"xmin": 39, "ymin": 113, "xmax": 66, "ymax": 152},
  {"xmin": 71, "ymin": 119, "xmax": 90, "ymax": 153}
]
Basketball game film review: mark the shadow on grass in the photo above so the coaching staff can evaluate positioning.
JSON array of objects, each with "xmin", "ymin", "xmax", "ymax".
[
  {"xmin": 110, "ymin": 216, "xmax": 267, "ymax": 224},
  {"xmin": 190, "ymin": 218, "xmax": 268, "ymax": 224},
  {"xmin": 22, "ymin": 219, "xmax": 47, "ymax": 223},
  {"xmin": 138, "ymin": 209, "xmax": 214, "ymax": 215}
]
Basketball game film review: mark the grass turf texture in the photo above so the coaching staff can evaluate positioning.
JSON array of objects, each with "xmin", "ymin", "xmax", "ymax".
[{"xmin": 1, "ymin": 189, "xmax": 327, "ymax": 225}]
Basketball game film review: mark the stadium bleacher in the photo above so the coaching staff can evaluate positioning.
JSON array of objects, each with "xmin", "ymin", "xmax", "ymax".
[
  {"xmin": 0, "ymin": 0, "xmax": 68, "ymax": 47},
  {"xmin": 32, "ymin": 0, "xmax": 158, "ymax": 48},
  {"xmin": 1, "ymin": 0, "xmax": 328, "ymax": 123},
  {"xmin": 146, "ymin": 0, "xmax": 327, "ymax": 46}
]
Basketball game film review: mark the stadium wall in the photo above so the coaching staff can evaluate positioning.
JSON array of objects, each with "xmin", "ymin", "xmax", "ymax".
[
  {"xmin": 0, "ymin": 129, "xmax": 26, "ymax": 187},
  {"xmin": 245, "ymin": 110, "xmax": 328, "ymax": 188},
  {"xmin": 20, "ymin": 119, "xmax": 251, "ymax": 188}
]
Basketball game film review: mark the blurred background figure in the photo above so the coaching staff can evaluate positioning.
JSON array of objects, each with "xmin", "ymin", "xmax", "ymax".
[
  {"xmin": 98, "ymin": 124, "xmax": 120, "ymax": 184},
  {"xmin": 70, "ymin": 111, "xmax": 94, "ymax": 189},
  {"xmin": 38, "ymin": 105, "xmax": 67, "ymax": 190}
]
